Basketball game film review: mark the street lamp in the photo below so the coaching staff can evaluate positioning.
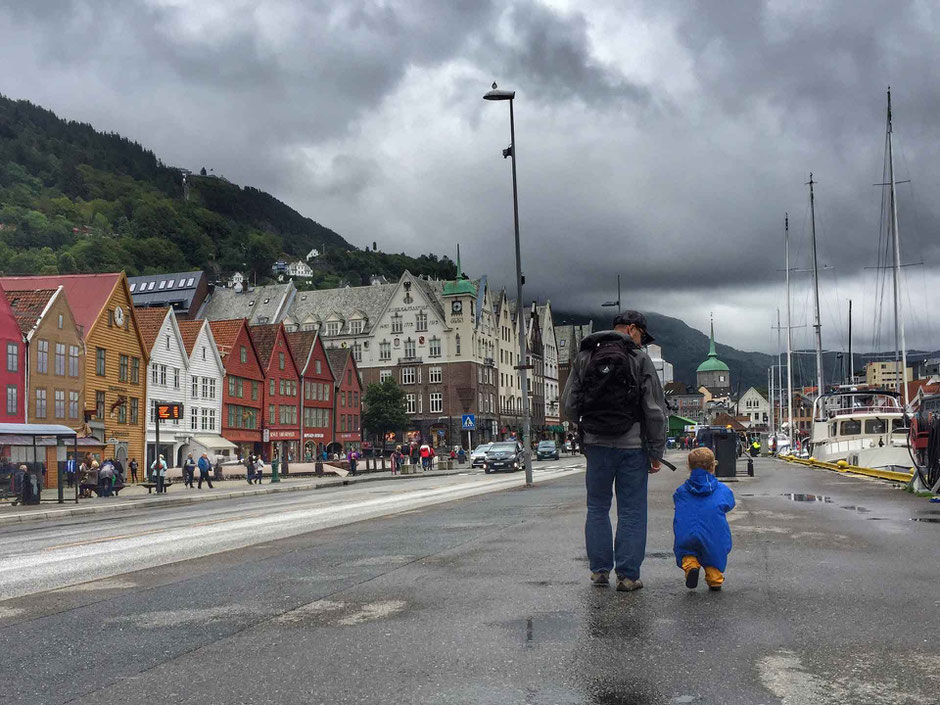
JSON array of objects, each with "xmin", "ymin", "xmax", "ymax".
[
  {"xmin": 602, "ymin": 274, "xmax": 621, "ymax": 313},
  {"xmin": 484, "ymin": 82, "xmax": 533, "ymax": 487}
]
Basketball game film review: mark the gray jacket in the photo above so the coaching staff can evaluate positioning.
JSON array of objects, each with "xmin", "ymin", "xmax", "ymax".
[{"xmin": 561, "ymin": 331, "xmax": 667, "ymax": 459}]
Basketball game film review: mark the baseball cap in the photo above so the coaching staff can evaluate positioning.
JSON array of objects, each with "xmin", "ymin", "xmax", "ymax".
[{"xmin": 613, "ymin": 310, "xmax": 655, "ymax": 345}]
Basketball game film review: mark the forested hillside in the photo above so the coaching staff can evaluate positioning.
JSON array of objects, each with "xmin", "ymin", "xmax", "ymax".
[{"xmin": 0, "ymin": 95, "xmax": 455, "ymax": 283}]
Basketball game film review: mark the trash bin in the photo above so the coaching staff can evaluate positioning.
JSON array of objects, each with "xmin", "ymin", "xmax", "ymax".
[
  {"xmin": 271, "ymin": 458, "xmax": 280, "ymax": 483},
  {"xmin": 711, "ymin": 428, "xmax": 738, "ymax": 478}
]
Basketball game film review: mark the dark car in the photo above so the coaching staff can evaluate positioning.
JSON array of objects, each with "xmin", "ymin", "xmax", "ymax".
[
  {"xmin": 483, "ymin": 442, "xmax": 523, "ymax": 474},
  {"xmin": 536, "ymin": 440, "xmax": 559, "ymax": 461}
]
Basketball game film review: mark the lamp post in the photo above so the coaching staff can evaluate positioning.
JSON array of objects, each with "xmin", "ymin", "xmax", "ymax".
[
  {"xmin": 484, "ymin": 82, "xmax": 532, "ymax": 486},
  {"xmin": 602, "ymin": 274, "xmax": 621, "ymax": 313}
]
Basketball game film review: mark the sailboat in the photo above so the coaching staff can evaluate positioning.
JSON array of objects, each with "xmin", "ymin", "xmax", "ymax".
[{"xmin": 807, "ymin": 89, "xmax": 913, "ymax": 472}]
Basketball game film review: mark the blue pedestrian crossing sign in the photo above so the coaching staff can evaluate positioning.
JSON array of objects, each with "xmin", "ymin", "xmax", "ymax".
[{"xmin": 462, "ymin": 414, "xmax": 476, "ymax": 430}]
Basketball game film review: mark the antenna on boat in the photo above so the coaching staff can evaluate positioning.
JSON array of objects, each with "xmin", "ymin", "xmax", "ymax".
[
  {"xmin": 807, "ymin": 173, "xmax": 824, "ymax": 398},
  {"xmin": 886, "ymin": 87, "xmax": 910, "ymax": 409},
  {"xmin": 846, "ymin": 299, "xmax": 852, "ymax": 386}
]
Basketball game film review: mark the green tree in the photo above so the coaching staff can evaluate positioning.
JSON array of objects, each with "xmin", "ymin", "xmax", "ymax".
[{"xmin": 361, "ymin": 378, "xmax": 409, "ymax": 458}]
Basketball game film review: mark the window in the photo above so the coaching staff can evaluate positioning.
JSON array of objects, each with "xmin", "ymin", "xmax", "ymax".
[
  {"xmin": 158, "ymin": 280, "xmax": 166, "ymax": 290},
  {"xmin": 36, "ymin": 388, "xmax": 47, "ymax": 418},
  {"xmin": 416, "ymin": 311, "xmax": 428, "ymax": 332},
  {"xmin": 380, "ymin": 341, "xmax": 391, "ymax": 361},
  {"xmin": 315, "ymin": 360, "xmax": 321, "ymax": 375},
  {"xmin": 129, "ymin": 283, "xmax": 136, "ymax": 292},
  {"xmin": 159, "ymin": 365, "xmax": 167, "ymax": 386},
  {"xmin": 349, "ymin": 320, "xmax": 364, "ymax": 334},
  {"xmin": 119, "ymin": 354, "xmax": 128, "ymax": 382},
  {"xmin": 278, "ymin": 352, "xmax": 285, "ymax": 370},
  {"xmin": 865, "ymin": 419, "xmax": 887, "ymax": 434},
  {"xmin": 251, "ymin": 381, "xmax": 259, "ymax": 400},
  {"xmin": 173, "ymin": 367, "xmax": 180, "ymax": 388},
  {"xmin": 131, "ymin": 357, "xmax": 140, "ymax": 384},
  {"xmin": 152, "ymin": 366, "xmax": 158, "ymax": 385},
  {"xmin": 279, "ymin": 379, "xmax": 285, "ymax": 396},
  {"xmin": 269, "ymin": 404, "xmax": 276, "ymax": 424},
  {"xmin": 202, "ymin": 377, "xmax": 213, "ymax": 399},
  {"xmin": 37, "ymin": 340, "xmax": 48, "ymax": 374},
  {"xmin": 391, "ymin": 313, "xmax": 403, "ymax": 334},
  {"xmin": 406, "ymin": 394, "xmax": 416, "ymax": 414},
  {"xmin": 191, "ymin": 407, "xmax": 199, "ymax": 431},
  {"xmin": 401, "ymin": 367, "xmax": 416, "ymax": 385},
  {"xmin": 240, "ymin": 345, "xmax": 247, "ymax": 363},
  {"xmin": 167, "ymin": 279, "xmax": 175, "ymax": 289},
  {"xmin": 353, "ymin": 391, "xmax": 359, "ymax": 408},
  {"xmin": 130, "ymin": 397, "xmax": 139, "ymax": 424},
  {"xmin": 236, "ymin": 378, "xmax": 244, "ymax": 398},
  {"xmin": 54, "ymin": 389, "xmax": 65, "ymax": 418},
  {"xmin": 404, "ymin": 338, "xmax": 416, "ymax": 358},
  {"xmin": 95, "ymin": 348, "xmax": 106, "ymax": 376},
  {"xmin": 192, "ymin": 376, "xmax": 200, "ymax": 398},
  {"xmin": 228, "ymin": 376, "xmax": 236, "ymax": 397},
  {"xmin": 165, "ymin": 335, "xmax": 170, "ymax": 351},
  {"xmin": 429, "ymin": 337, "xmax": 441, "ymax": 358},
  {"xmin": 187, "ymin": 277, "xmax": 195, "ymax": 287},
  {"xmin": 455, "ymin": 334, "xmax": 461, "ymax": 356},
  {"xmin": 429, "ymin": 367, "xmax": 442, "ymax": 384},
  {"xmin": 380, "ymin": 370, "xmax": 391, "ymax": 383},
  {"xmin": 353, "ymin": 343, "xmax": 362, "ymax": 362},
  {"xmin": 323, "ymin": 384, "xmax": 330, "ymax": 402},
  {"xmin": 68, "ymin": 346, "xmax": 79, "ymax": 377},
  {"xmin": 326, "ymin": 321, "xmax": 341, "ymax": 336},
  {"xmin": 269, "ymin": 378, "xmax": 275, "ymax": 396},
  {"xmin": 340, "ymin": 413, "xmax": 346, "ymax": 432},
  {"xmin": 430, "ymin": 392, "xmax": 443, "ymax": 413},
  {"xmin": 201, "ymin": 408, "xmax": 216, "ymax": 431},
  {"xmin": 117, "ymin": 398, "xmax": 126, "ymax": 423},
  {"xmin": 68, "ymin": 390, "xmax": 79, "ymax": 419},
  {"xmin": 96, "ymin": 391, "xmax": 105, "ymax": 419},
  {"xmin": 6, "ymin": 386, "xmax": 16, "ymax": 415},
  {"xmin": 347, "ymin": 369, "xmax": 352, "ymax": 385},
  {"xmin": 54, "ymin": 344, "xmax": 66, "ymax": 376}
]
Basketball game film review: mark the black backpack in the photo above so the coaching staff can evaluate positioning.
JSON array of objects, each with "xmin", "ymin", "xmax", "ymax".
[{"xmin": 577, "ymin": 335, "xmax": 643, "ymax": 436}]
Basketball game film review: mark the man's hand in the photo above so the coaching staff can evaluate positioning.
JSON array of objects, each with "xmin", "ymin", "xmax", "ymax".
[{"xmin": 649, "ymin": 459, "xmax": 662, "ymax": 474}]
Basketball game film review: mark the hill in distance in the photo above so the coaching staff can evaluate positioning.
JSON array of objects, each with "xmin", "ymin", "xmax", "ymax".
[{"xmin": 0, "ymin": 94, "xmax": 455, "ymax": 285}]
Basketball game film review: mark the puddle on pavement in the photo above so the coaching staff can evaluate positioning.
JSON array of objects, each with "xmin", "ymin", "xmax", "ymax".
[
  {"xmin": 910, "ymin": 517, "xmax": 940, "ymax": 523},
  {"xmin": 499, "ymin": 612, "xmax": 580, "ymax": 645},
  {"xmin": 866, "ymin": 517, "xmax": 888, "ymax": 521},
  {"xmin": 840, "ymin": 505, "xmax": 871, "ymax": 513},
  {"xmin": 783, "ymin": 493, "xmax": 832, "ymax": 503}
]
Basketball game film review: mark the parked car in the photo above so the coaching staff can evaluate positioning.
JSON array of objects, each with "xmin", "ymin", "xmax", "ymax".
[
  {"xmin": 536, "ymin": 440, "xmax": 560, "ymax": 461},
  {"xmin": 483, "ymin": 442, "xmax": 524, "ymax": 473},
  {"xmin": 470, "ymin": 444, "xmax": 493, "ymax": 468}
]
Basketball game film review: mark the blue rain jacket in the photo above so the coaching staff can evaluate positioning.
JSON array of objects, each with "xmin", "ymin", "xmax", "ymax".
[{"xmin": 673, "ymin": 468, "xmax": 735, "ymax": 571}]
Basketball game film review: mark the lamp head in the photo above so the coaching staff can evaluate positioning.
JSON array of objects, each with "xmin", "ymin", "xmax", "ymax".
[{"xmin": 484, "ymin": 81, "xmax": 515, "ymax": 101}]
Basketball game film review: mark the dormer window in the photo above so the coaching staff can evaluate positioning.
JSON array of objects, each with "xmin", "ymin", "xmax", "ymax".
[
  {"xmin": 159, "ymin": 281, "xmax": 166, "ymax": 290},
  {"xmin": 349, "ymin": 320, "xmax": 364, "ymax": 335},
  {"xmin": 129, "ymin": 283, "xmax": 136, "ymax": 292},
  {"xmin": 326, "ymin": 321, "xmax": 341, "ymax": 336}
]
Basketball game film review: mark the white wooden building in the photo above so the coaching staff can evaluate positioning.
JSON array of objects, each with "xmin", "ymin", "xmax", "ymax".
[{"xmin": 178, "ymin": 319, "xmax": 233, "ymax": 462}]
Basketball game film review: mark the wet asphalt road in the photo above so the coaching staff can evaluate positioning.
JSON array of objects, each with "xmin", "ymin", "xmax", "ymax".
[{"xmin": 0, "ymin": 455, "xmax": 938, "ymax": 705}]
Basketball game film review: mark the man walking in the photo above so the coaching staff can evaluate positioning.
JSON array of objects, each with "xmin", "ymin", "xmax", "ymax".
[
  {"xmin": 562, "ymin": 311, "xmax": 667, "ymax": 592},
  {"xmin": 197, "ymin": 453, "xmax": 214, "ymax": 489},
  {"xmin": 183, "ymin": 453, "xmax": 197, "ymax": 488}
]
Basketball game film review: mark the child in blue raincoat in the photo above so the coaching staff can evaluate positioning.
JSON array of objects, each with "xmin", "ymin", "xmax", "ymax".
[{"xmin": 673, "ymin": 447, "xmax": 735, "ymax": 591}]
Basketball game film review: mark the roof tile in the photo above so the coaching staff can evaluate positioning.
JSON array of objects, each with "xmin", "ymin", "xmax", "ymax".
[
  {"xmin": 177, "ymin": 319, "xmax": 204, "ymax": 356},
  {"xmin": 133, "ymin": 307, "xmax": 170, "ymax": 353},
  {"xmin": 207, "ymin": 319, "xmax": 246, "ymax": 360},
  {"xmin": 0, "ymin": 274, "xmax": 122, "ymax": 338},
  {"xmin": 3, "ymin": 288, "xmax": 57, "ymax": 335}
]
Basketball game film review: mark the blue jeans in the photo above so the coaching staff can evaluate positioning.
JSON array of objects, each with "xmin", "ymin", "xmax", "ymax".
[{"xmin": 584, "ymin": 446, "xmax": 649, "ymax": 580}]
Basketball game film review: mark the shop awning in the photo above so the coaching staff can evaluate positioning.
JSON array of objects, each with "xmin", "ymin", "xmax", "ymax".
[{"xmin": 190, "ymin": 434, "xmax": 237, "ymax": 452}]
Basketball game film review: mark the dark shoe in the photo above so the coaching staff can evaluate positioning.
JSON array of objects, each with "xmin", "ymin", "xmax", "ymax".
[
  {"xmin": 616, "ymin": 577, "xmax": 644, "ymax": 592},
  {"xmin": 709, "ymin": 585, "xmax": 722, "ymax": 592},
  {"xmin": 685, "ymin": 568, "xmax": 700, "ymax": 589},
  {"xmin": 590, "ymin": 571, "xmax": 610, "ymax": 587}
]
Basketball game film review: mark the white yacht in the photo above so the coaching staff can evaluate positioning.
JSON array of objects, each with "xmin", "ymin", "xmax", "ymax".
[{"xmin": 809, "ymin": 391, "xmax": 912, "ymax": 471}]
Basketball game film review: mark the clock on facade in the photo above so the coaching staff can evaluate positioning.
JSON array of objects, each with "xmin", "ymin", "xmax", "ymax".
[
  {"xmin": 451, "ymin": 300, "xmax": 463, "ymax": 314},
  {"xmin": 113, "ymin": 306, "xmax": 125, "ymax": 327}
]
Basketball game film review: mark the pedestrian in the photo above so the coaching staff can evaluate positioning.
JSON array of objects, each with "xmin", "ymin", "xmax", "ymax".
[
  {"xmin": 348, "ymin": 450, "xmax": 358, "ymax": 476},
  {"xmin": 197, "ymin": 452, "xmax": 214, "ymax": 489},
  {"xmin": 128, "ymin": 458, "xmax": 139, "ymax": 484},
  {"xmin": 750, "ymin": 439, "xmax": 760, "ymax": 457},
  {"xmin": 419, "ymin": 442, "xmax": 431, "ymax": 471},
  {"xmin": 561, "ymin": 310, "xmax": 667, "ymax": 592},
  {"xmin": 98, "ymin": 460, "xmax": 114, "ymax": 497},
  {"xmin": 457, "ymin": 447, "xmax": 467, "ymax": 464},
  {"xmin": 673, "ymin": 447, "xmax": 735, "ymax": 591},
  {"xmin": 253, "ymin": 456, "xmax": 264, "ymax": 484},
  {"xmin": 410, "ymin": 443, "xmax": 419, "ymax": 467},
  {"xmin": 151, "ymin": 455, "xmax": 167, "ymax": 493},
  {"xmin": 245, "ymin": 454, "xmax": 254, "ymax": 484},
  {"xmin": 65, "ymin": 457, "xmax": 76, "ymax": 488},
  {"xmin": 391, "ymin": 445, "xmax": 403, "ymax": 475},
  {"xmin": 214, "ymin": 454, "xmax": 224, "ymax": 481},
  {"xmin": 183, "ymin": 453, "xmax": 197, "ymax": 488},
  {"xmin": 113, "ymin": 457, "xmax": 125, "ymax": 484}
]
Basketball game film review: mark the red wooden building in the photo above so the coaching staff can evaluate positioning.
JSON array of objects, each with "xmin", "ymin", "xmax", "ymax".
[
  {"xmin": 286, "ymin": 330, "xmax": 335, "ymax": 461},
  {"xmin": 326, "ymin": 348, "xmax": 362, "ymax": 454},
  {"xmin": 249, "ymin": 322, "xmax": 301, "ymax": 464},
  {"xmin": 208, "ymin": 319, "xmax": 264, "ymax": 460},
  {"xmin": 0, "ymin": 283, "xmax": 25, "ymax": 423}
]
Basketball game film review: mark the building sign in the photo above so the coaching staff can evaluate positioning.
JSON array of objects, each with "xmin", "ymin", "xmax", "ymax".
[
  {"xmin": 303, "ymin": 432, "xmax": 327, "ymax": 440},
  {"xmin": 337, "ymin": 432, "xmax": 359, "ymax": 441},
  {"xmin": 269, "ymin": 429, "xmax": 299, "ymax": 440},
  {"xmin": 155, "ymin": 403, "xmax": 183, "ymax": 421}
]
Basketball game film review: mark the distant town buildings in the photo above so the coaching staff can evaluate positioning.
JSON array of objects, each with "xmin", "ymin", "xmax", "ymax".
[{"xmin": 866, "ymin": 360, "xmax": 913, "ymax": 388}]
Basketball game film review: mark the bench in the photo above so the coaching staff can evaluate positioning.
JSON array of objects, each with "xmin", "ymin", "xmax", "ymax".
[
  {"xmin": 141, "ymin": 481, "xmax": 174, "ymax": 494},
  {"xmin": 79, "ymin": 482, "xmax": 126, "ymax": 497}
]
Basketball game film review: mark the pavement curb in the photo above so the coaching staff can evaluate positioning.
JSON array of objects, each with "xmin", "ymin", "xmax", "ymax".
[{"xmin": 0, "ymin": 469, "xmax": 468, "ymax": 527}]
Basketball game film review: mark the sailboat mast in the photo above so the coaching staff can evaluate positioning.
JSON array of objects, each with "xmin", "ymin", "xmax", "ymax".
[
  {"xmin": 808, "ymin": 173, "xmax": 825, "ymax": 397},
  {"xmin": 847, "ymin": 299, "xmax": 852, "ymax": 386},
  {"xmin": 886, "ymin": 88, "xmax": 910, "ymax": 408},
  {"xmin": 776, "ymin": 307, "xmax": 783, "ymax": 433},
  {"xmin": 785, "ymin": 214, "xmax": 795, "ymax": 450}
]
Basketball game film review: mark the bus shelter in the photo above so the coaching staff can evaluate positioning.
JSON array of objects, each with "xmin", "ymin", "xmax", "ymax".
[{"xmin": 0, "ymin": 423, "xmax": 80, "ymax": 505}]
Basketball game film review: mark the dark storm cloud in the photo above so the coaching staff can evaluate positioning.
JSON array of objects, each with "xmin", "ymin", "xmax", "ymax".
[{"xmin": 2, "ymin": 0, "xmax": 940, "ymax": 352}]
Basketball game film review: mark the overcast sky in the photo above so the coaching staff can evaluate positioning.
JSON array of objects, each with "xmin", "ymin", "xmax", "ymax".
[{"xmin": 2, "ymin": 0, "xmax": 940, "ymax": 355}]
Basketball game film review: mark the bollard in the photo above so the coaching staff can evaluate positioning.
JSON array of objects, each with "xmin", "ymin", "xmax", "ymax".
[
  {"xmin": 271, "ymin": 458, "xmax": 280, "ymax": 483},
  {"xmin": 747, "ymin": 458, "xmax": 754, "ymax": 477},
  {"xmin": 315, "ymin": 460, "xmax": 323, "ymax": 477}
]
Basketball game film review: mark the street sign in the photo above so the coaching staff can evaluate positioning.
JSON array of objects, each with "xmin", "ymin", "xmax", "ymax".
[
  {"xmin": 156, "ymin": 403, "xmax": 183, "ymax": 421},
  {"xmin": 462, "ymin": 414, "xmax": 475, "ymax": 430}
]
